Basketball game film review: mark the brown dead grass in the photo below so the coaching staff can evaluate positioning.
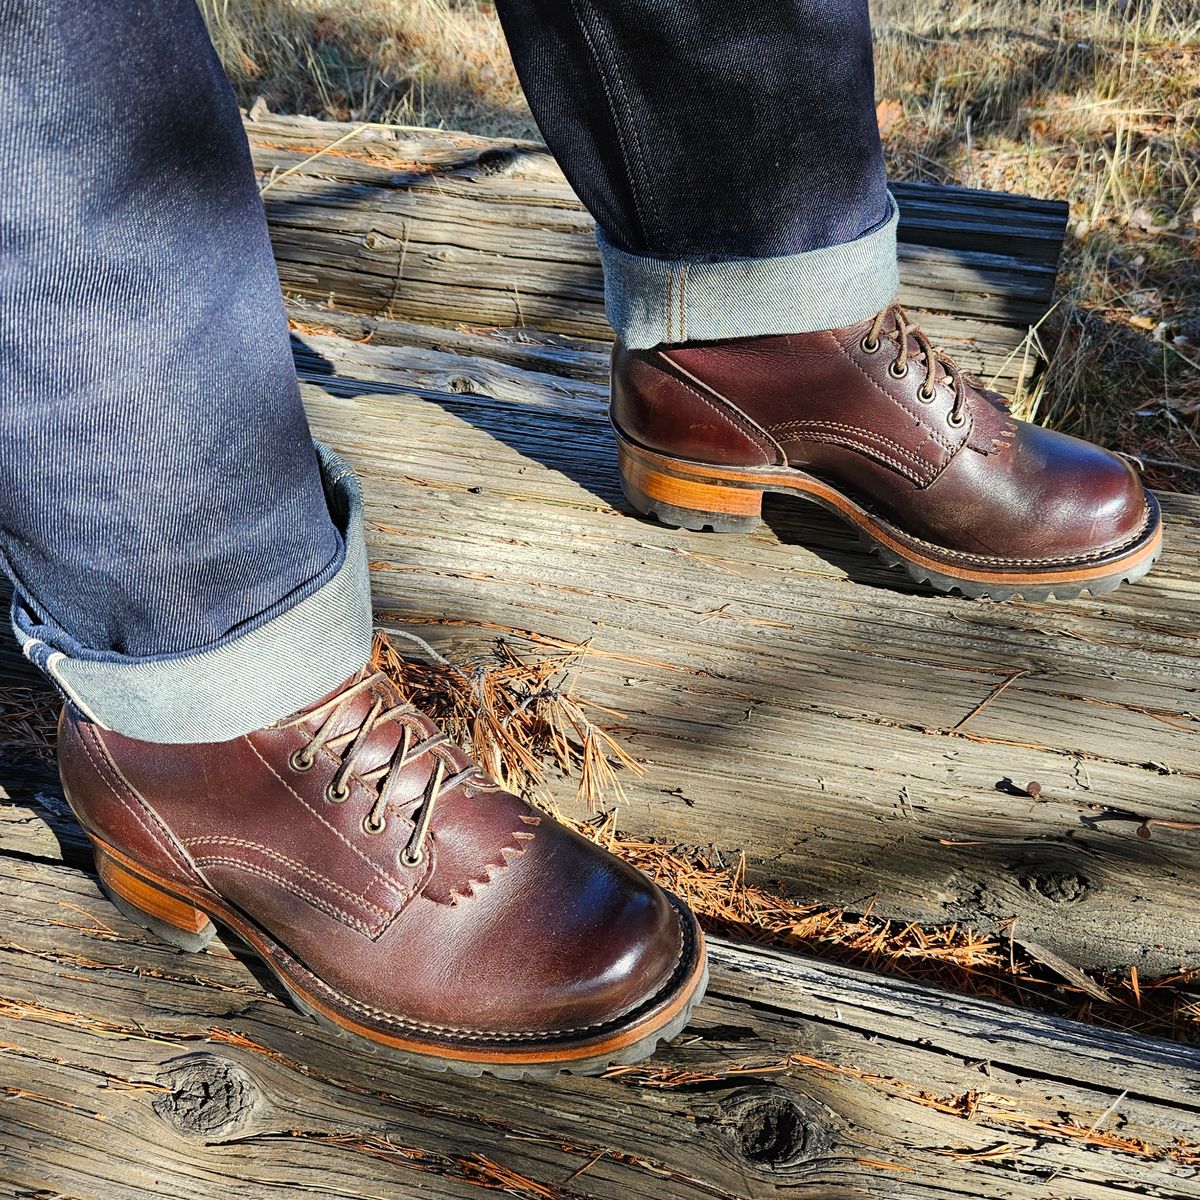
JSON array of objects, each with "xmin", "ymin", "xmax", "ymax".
[
  {"xmin": 872, "ymin": 0, "xmax": 1200, "ymax": 488},
  {"xmin": 200, "ymin": 0, "xmax": 531, "ymax": 137}
]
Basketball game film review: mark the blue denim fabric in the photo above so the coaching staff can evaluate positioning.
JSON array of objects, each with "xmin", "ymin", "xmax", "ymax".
[
  {"xmin": 0, "ymin": 0, "xmax": 347, "ymax": 662},
  {"xmin": 493, "ymin": 0, "xmax": 890, "ymax": 263},
  {"xmin": 0, "ymin": 0, "xmax": 892, "ymax": 740},
  {"xmin": 0, "ymin": 0, "xmax": 375, "ymax": 740}
]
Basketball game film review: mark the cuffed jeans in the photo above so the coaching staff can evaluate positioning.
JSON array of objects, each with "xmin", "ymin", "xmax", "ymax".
[
  {"xmin": 495, "ymin": 0, "xmax": 898, "ymax": 346},
  {"xmin": 0, "ymin": 0, "xmax": 894, "ymax": 743}
]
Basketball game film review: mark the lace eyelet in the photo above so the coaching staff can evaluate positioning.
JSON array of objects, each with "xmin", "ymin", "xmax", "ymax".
[
  {"xmin": 947, "ymin": 410, "xmax": 967, "ymax": 429},
  {"xmin": 362, "ymin": 815, "xmax": 387, "ymax": 836},
  {"xmin": 860, "ymin": 336, "xmax": 880, "ymax": 354},
  {"xmin": 918, "ymin": 385, "xmax": 936, "ymax": 403},
  {"xmin": 326, "ymin": 782, "xmax": 350, "ymax": 804},
  {"xmin": 289, "ymin": 749, "xmax": 315, "ymax": 772},
  {"xmin": 888, "ymin": 360, "xmax": 909, "ymax": 379},
  {"xmin": 400, "ymin": 847, "xmax": 424, "ymax": 868}
]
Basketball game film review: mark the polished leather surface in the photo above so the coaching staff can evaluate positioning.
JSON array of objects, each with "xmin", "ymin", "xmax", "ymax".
[
  {"xmin": 59, "ymin": 669, "xmax": 686, "ymax": 1042},
  {"xmin": 611, "ymin": 309, "xmax": 1151, "ymax": 561}
]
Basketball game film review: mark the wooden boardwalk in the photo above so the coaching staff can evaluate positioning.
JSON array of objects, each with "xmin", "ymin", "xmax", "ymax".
[{"xmin": 3, "ymin": 113, "xmax": 1199, "ymax": 1199}]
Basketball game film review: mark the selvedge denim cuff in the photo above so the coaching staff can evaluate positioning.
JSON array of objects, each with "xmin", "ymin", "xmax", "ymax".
[
  {"xmin": 598, "ymin": 192, "xmax": 901, "ymax": 349},
  {"xmin": 13, "ymin": 442, "xmax": 373, "ymax": 744}
]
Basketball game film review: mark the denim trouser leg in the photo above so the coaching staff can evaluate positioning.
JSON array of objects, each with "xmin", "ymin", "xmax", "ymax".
[
  {"xmin": 493, "ymin": 0, "xmax": 899, "ymax": 346},
  {"xmin": 0, "ymin": 0, "xmax": 372, "ymax": 742}
]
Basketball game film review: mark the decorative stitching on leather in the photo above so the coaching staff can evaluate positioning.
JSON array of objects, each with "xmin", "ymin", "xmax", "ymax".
[
  {"xmin": 79, "ymin": 727, "xmax": 193, "ymax": 875},
  {"xmin": 191, "ymin": 855, "xmax": 377, "ymax": 935},
  {"xmin": 184, "ymin": 835, "xmax": 391, "ymax": 918},
  {"xmin": 886, "ymin": 498, "xmax": 1155, "ymax": 567},
  {"xmin": 768, "ymin": 418, "xmax": 940, "ymax": 484},
  {"xmin": 292, "ymin": 899, "xmax": 691, "ymax": 1042},
  {"xmin": 657, "ymin": 356, "xmax": 773, "ymax": 465},
  {"xmin": 829, "ymin": 331, "xmax": 959, "ymax": 459},
  {"xmin": 772, "ymin": 422, "xmax": 928, "ymax": 485},
  {"xmin": 769, "ymin": 419, "xmax": 927, "ymax": 463},
  {"xmin": 243, "ymin": 737, "xmax": 409, "ymax": 893}
]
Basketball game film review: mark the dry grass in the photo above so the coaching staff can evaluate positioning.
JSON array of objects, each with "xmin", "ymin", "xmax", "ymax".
[
  {"xmin": 202, "ymin": 0, "xmax": 1199, "ymax": 488},
  {"xmin": 872, "ymin": 0, "xmax": 1200, "ymax": 487},
  {"xmin": 199, "ymin": 0, "xmax": 531, "ymax": 136}
]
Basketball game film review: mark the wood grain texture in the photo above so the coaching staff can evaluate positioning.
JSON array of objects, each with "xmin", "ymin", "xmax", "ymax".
[
  {"xmin": 1, "ymin": 113, "xmax": 1194, "ymax": 1200},
  {"xmin": 3, "ymin": 855, "xmax": 1200, "ymax": 1200},
  {"xmin": 248, "ymin": 112, "xmax": 1067, "ymax": 393},
  {"xmin": 278, "ymin": 322, "xmax": 1200, "ymax": 978}
]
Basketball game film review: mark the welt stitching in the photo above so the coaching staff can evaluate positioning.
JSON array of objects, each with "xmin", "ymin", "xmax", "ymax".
[
  {"xmin": 191, "ymin": 855, "xmax": 376, "ymax": 935},
  {"xmin": 80, "ymin": 728, "xmax": 189, "ymax": 870},
  {"xmin": 829, "ymin": 332, "xmax": 958, "ymax": 458},
  {"xmin": 185, "ymin": 835, "xmax": 391, "ymax": 917},
  {"xmin": 659, "ymin": 360, "xmax": 773, "ymax": 465},
  {"xmin": 297, "ymin": 903, "xmax": 690, "ymax": 1041},
  {"xmin": 242, "ymin": 737, "xmax": 408, "ymax": 893},
  {"xmin": 891, "ymin": 499, "xmax": 1154, "ymax": 566}
]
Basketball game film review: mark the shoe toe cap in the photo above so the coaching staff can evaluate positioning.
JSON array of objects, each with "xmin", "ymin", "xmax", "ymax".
[
  {"xmin": 508, "ymin": 825, "xmax": 687, "ymax": 1031},
  {"xmin": 430, "ymin": 818, "xmax": 690, "ymax": 1038},
  {"xmin": 1037, "ymin": 434, "xmax": 1150, "ymax": 556}
]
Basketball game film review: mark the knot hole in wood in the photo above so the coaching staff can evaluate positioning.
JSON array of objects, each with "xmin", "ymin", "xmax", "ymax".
[
  {"xmin": 471, "ymin": 146, "xmax": 557, "ymax": 178},
  {"xmin": 153, "ymin": 1052, "xmax": 264, "ymax": 1140},
  {"xmin": 1018, "ymin": 861, "xmax": 1093, "ymax": 904},
  {"xmin": 715, "ymin": 1087, "xmax": 837, "ymax": 1171}
]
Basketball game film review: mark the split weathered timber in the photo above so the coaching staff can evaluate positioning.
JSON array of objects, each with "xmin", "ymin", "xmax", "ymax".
[
  {"xmin": 247, "ymin": 111, "xmax": 1068, "ymax": 394},
  {"xmin": 270, "ymin": 320, "xmax": 1200, "ymax": 980},
  {"xmin": 4, "ymin": 848, "xmax": 1200, "ymax": 1200},
  {"xmin": 1, "ymin": 113, "xmax": 1196, "ymax": 1200}
]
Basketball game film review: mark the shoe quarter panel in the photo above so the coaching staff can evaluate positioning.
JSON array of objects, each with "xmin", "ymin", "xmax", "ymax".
[{"xmin": 115, "ymin": 728, "xmax": 428, "ymax": 935}]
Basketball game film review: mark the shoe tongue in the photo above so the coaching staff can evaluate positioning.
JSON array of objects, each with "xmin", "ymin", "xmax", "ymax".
[
  {"xmin": 297, "ymin": 660, "xmax": 413, "ymax": 718},
  {"xmin": 293, "ymin": 666, "xmax": 475, "ymax": 790}
]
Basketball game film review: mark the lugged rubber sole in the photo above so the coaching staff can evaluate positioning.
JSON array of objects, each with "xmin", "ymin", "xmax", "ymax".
[
  {"xmin": 615, "ymin": 428, "xmax": 1164, "ymax": 601},
  {"xmin": 91, "ymin": 837, "xmax": 708, "ymax": 1080}
]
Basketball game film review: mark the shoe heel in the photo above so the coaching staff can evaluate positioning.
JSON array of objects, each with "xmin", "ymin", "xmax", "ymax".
[
  {"xmin": 617, "ymin": 438, "xmax": 763, "ymax": 533},
  {"xmin": 94, "ymin": 846, "xmax": 216, "ymax": 953}
]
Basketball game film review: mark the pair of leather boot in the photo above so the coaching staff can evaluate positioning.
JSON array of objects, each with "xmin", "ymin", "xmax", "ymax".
[{"xmin": 61, "ymin": 310, "xmax": 1159, "ymax": 1076}]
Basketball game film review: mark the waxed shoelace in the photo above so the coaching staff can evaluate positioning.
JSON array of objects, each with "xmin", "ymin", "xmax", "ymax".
[{"xmin": 863, "ymin": 303, "xmax": 969, "ymax": 428}]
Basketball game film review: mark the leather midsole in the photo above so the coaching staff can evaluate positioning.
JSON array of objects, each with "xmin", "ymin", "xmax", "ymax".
[
  {"xmin": 617, "ymin": 431, "xmax": 1162, "ymax": 584},
  {"xmin": 88, "ymin": 833, "xmax": 706, "ymax": 1065}
]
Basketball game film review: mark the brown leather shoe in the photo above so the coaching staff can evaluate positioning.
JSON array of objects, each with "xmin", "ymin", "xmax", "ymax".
[
  {"xmin": 58, "ymin": 668, "xmax": 707, "ymax": 1078},
  {"xmin": 612, "ymin": 305, "xmax": 1162, "ymax": 600}
]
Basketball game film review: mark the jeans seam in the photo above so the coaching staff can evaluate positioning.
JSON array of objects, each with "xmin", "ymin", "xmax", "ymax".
[
  {"xmin": 567, "ymin": 0, "xmax": 662, "ymax": 250},
  {"xmin": 663, "ymin": 267, "xmax": 673, "ymax": 343},
  {"xmin": 678, "ymin": 262, "xmax": 689, "ymax": 342}
]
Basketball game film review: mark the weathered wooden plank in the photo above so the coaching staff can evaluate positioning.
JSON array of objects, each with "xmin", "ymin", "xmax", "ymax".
[
  {"xmin": 2, "ymin": 315, "xmax": 1194, "ymax": 978},
  {"xmin": 281, "ymin": 323, "xmax": 1200, "ymax": 979},
  {"xmin": 248, "ymin": 112, "xmax": 1070, "ymax": 261},
  {"xmin": 3, "ymin": 855, "xmax": 1199, "ymax": 1200},
  {"xmin": 247, "ymin": 112, "xmax": 1066, "ymax": 392},
  {"xmin": 4, "ymin": 315, "xmax": 1194, "ymax": 976}
]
